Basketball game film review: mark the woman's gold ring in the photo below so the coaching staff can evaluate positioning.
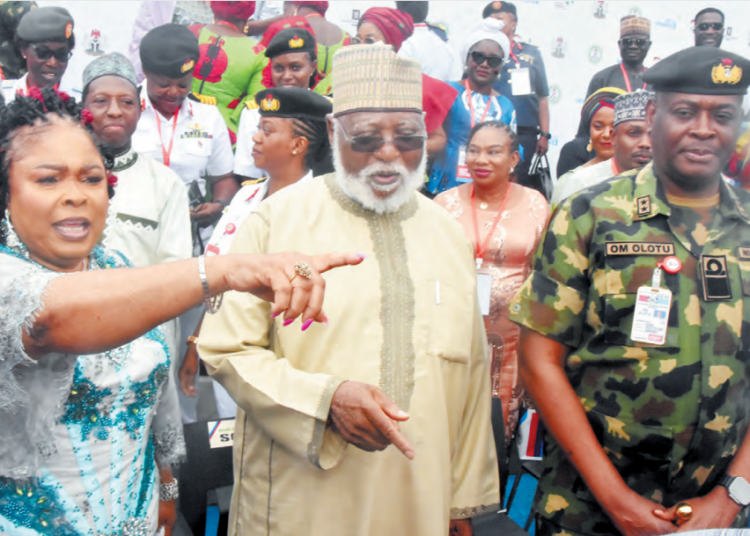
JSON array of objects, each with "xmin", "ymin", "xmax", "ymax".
[{"xmin": 289, "ymin": 262, "xmax": 312, "ymax": 282}]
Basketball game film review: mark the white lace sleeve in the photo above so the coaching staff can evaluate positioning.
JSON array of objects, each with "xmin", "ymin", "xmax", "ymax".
[
  {"xmin": 0, "ymin": 255, "xmax": 76, "ymax": 479},
  {"xmin": 152, "ymin": 352, "xmax": 186, "ymax": 467}
]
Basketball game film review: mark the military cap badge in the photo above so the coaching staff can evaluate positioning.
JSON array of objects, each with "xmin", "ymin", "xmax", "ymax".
[
  {"xmin": 181, "ymin": 59, "xmax": 195, "ymax": 73},
  {"xmin": 261, "ymin": 94, "xmax": 281, "ymax": 111},
  {"xmin": 712, "ymin": 58, "xmax": 742, "ymax": 85},
  {"xmin": 493, "ymin": 1, "xmax": 503, "ymax": 9},
  {"xmin": 65, "ymin": 23, "xmax": 73, "ymax": 39},
  {"xmin": 289, "ymin": 35, "xmax": 304, "ymax": 48}
]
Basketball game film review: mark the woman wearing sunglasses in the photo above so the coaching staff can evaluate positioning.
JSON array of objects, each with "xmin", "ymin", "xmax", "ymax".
[
  {"xmin": 426, "ymin": 17, "xmax": 516, "ymax": 196},
  {"xmin": 5, "ymin": 7, "xmax": 76, "ymax": 101}
]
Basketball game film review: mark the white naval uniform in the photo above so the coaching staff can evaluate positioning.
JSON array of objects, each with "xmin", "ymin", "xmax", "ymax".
[
  {"xmin": 1, "ymin": 72, "xmax": 81, "ymax": 102},
  {"xmin": 233, "ymin": 104, "xmax": 264, "ymax": 179},
  {"xmin": 132, "ymin": 82, "xmax": 235, "ymax": 251},
  {"xmin": 202, "ymin": 172, "xmax": 312, "ymax": 418}
]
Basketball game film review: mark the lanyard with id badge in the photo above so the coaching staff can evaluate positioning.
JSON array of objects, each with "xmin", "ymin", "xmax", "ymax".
[
  {"xmin": 631, "ymin": 256, "xmax": 681, "ymax": 345},
  {"xmin": 471, "ymin": 183, "xmax": 512, "ymax": 316},
  {"xmin": 457, "ymin": 81, "xmax": 492, "ymax": 181}
]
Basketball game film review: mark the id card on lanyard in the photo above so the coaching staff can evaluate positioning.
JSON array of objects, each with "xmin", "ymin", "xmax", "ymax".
[
  {"xmin": 511, "ymin": 68, "xmax": 532, "ymax": 96},
  {"xmin": 472, "ymin": 183, "xmax": 512, "ymax": 316},
  {"xmin": 458, "ymin": 81, "xmax": 493, "ymax": 182},
  {"xmin": 630, "ymin": 257, "xmax": 681, "ymax": 345}
]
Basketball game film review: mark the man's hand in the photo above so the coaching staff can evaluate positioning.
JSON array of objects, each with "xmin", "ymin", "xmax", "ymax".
[
  {"xmin": 190, "ymin": 202, "xmax": 224, "ymax": 226},
  {"xmin": 179, "ymin": 342, "xmax": 199, "ymax": 397},
  {"xmin": 536, "ymin": 135, "xmax": 549, "ymax": 156},
  {"xmin": 329, "ymin": 381, "xmax": 415, "ymax": 459},
  {"xmin": 653, "ymin": 487, "xmax": 741, "ymax": 531},
  {"xmin": 449, "ymin": 519, "xmax": 473, "ymax": 536},
  {"xmin": 602, "ymin": 490, "xmax": 676, "ymax": 536}
]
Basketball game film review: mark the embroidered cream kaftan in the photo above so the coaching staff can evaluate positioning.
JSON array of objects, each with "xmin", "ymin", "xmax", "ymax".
[{"xmin": 198, "ymin": 174, "xmax": 500, "ymax": 536}]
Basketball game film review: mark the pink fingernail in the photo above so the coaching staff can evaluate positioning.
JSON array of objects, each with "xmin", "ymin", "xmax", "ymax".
[
  {"xmin": 271, "ymin": 312, "xmax": 281, "ymax": 318},
  {"xmin": 283, "ymin": 318, "xmax": 294, "ymax": 327},
  {"xmin": 357, "ymin": 253, "xmax": 368, "ymax": 259},
  {"xmin": 301, "ymin": 319, "xmax": 314, "ymax": 331}
]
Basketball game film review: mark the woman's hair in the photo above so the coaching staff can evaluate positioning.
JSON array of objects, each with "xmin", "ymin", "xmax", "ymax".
[
  {"xmin": 0, "ymin": 88, "xmax": 114, "ymax": 245},
  {"xmin": 465, "ymin": 120, "xmax": 519, "ymax": 154},
  {"xmin": 291, "ymin": 117, "xmax": 333, "ymax": 176}
]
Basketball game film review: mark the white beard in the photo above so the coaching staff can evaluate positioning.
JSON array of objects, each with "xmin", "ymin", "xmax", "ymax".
[{"xmin": 332, "ymin": 130, "xmax": 427, "ymax": 215}]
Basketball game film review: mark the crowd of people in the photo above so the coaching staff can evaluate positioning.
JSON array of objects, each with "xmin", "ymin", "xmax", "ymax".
[{"xmin": 0, "ymin": 1, "xmax": 749, "ymax": 536}]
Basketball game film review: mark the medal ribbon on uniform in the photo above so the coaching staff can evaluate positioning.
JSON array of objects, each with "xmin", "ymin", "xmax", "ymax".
[{"xmin": 471, "ymin": 183, "xmax": 512, "ymax": 269}]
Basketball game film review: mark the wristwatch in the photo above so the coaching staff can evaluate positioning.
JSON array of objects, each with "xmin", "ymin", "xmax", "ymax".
[
  {"xmin": 720, "ymin": 474, "xmax": 750, "ymax": 506},
  {"xmin": 539, "ymin": 130, "xmax": 551, "ymax": 139}
]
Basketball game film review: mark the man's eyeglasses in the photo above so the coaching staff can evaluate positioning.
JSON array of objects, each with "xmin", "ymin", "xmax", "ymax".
[
  {"xmin": 336, "ymin": 121, "xmax": 426, "ymax": 154},
  {"xmin": 696, "ymin": 22, "xmax": 724, "ymax": 32},
  {"xmin": 619, "ymin": 38, "xmax": 650, "ymax": 48},
  {"xmin": 30, "ymin": 44, "xmax": 72, "ymax": 63},
  {"xmin": 470, "ymin": 51, "xmax": 504, "ymax": 69}
]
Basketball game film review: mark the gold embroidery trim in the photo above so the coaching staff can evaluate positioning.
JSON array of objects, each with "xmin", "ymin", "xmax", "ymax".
[{"xmin": 450, "ymin": 502, "xmax": 501, "ymax": 519}]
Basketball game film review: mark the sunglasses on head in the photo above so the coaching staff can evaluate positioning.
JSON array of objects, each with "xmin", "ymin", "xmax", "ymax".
[
  {"xmin": 470, "ymin": 51, "xmax": 504, "ymax": 69},
  {"xmin": 619, "ymin": 38, "xmax": 650, "ymax": 47},
  {"xmin": 336, "ymin": 121, "xmax": 426, "ymax": 154},
  {"xmin": 697, "ymin": 22, "xmax": 724, "ymax": 32},
  {"xmin": 30, "ymin": 43, "xmax": 72, "ymax": 63}
]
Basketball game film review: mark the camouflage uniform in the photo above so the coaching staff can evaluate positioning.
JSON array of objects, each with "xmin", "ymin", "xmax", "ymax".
[
  {"xmin": 509, "ymin": 163, "xmax": 750, "ymax": 535},
  {"xmin": 0, "ymin": 1, "xmax": 36, "ymax": 80}
]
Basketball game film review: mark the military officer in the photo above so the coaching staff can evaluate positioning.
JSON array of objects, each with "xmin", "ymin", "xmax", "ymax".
[
  {"xmin": 485, "ymin": 1, "xmax": 551, "ymax": 196},
  {"xmin": 0, "ymin": 1, "xmax": 36, "ymax": 80},
  {"xmin": 510, "ymin": 46, "xmax": 750, "ymax": 536}
]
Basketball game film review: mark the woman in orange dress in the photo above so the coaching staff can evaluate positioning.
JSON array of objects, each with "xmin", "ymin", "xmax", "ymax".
[{"xmin": 435, "ymin": 120, "xmax": 549, "ymax": 444}]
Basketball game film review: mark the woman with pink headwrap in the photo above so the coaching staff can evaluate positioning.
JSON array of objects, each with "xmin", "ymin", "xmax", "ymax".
[{"xmin": 352, "ymin": 6, "xmax": 459, "ymax": 159}]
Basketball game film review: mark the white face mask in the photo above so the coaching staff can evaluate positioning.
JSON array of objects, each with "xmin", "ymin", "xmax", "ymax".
[{"xmin": 332, "ymin": 129, "xmax": 427, "ymax": 215}]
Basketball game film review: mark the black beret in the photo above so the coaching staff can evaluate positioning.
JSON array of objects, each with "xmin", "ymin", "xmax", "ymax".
[
  {"xmin": 254, "ymin": 87, "xmax": 331, "ymax": 121},
  {"xmin": 140, "ymin": 24, "xmax": 200, "ymax": 79},
  {"xmin": 17, "ymin": 7, "xmax": 74, "ymax": 43},
  {"xmin": 644, "ymin": 46, "xmax": 750, "ymax": 96},
  {"xmin": 266, "ymin": 28, "xmax": 317, "ymax": 59},
  {"xmin": 483, "ymin": 1, "xmax": 516, "ymax": 20}
]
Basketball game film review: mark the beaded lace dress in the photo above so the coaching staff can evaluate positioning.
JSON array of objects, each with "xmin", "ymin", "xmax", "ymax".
[{"xmin": 0, "ymin": 216, "xmax": 185, "ymax": 536}]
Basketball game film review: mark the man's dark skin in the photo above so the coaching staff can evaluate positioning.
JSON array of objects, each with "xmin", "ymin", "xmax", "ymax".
[
  {"xmin": 520, "ymin": 90, "xmax": 747, "ymax": 535},
  {"xmin": 619, "ymin": 30, "xmax": 651, "ymax": 81},
  {"xmin": 694, "ymin": 10, "xmax": 724, "ymax": 48},
  {"xmin": 612, "ymin": 119, "xmax": 651, "ymax": 172}
]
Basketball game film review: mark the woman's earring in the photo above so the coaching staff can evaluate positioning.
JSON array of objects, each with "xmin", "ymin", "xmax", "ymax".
[
  {"xmin": 292, "ymin": 150, "xmax": 298, "ymax": 155},
  {"xmin": 3, "ymin": 209, "xmax": 28, "ymax": 257},
  {"xmin": 586, "ymin": 141, "xmax": 593, "ymax": 152},
  {"xmin": 510, "ymin": 167, "xmax": 515, "ymax": 174}
]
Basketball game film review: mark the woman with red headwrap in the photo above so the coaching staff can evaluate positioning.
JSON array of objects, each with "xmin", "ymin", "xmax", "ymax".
[
  {"xmin": 350, "ymin": 6, "xmax": 458, "ymax": 160},
  {"xmin": 189, "ymin": 1, "xmax": 268, "ymax": 144}
]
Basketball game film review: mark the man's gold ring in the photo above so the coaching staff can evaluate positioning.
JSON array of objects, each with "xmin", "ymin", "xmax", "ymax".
[
  {"xmin": 289, "ymin": 262, "xmax": 312, "ymax": 282},
  {"xmin": 675, "ymin": 502, "xmax": 693, "ymax": 525}
]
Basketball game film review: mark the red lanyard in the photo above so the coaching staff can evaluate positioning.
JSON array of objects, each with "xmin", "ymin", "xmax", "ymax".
[
  {"xmin": 509, "ymin": 41, "xmax": 520, "ymax": 68},
  {"xmin": 464, "ymin": 80, "xmax": 492, "ymax": 129},
  {"xmin": 216, "ymin": 20, "xmax": 240, "ymax": 31},
  {"xmin": 471, "ymin": 183, "xmax": 512, "ymax": 268},
  {"xmin": 154, "ymin": 110, "xmax": 179, "ymax": 167},
  {"xmin": 619, "ymin": 63, "xmax": 646, "ymax": 93}
]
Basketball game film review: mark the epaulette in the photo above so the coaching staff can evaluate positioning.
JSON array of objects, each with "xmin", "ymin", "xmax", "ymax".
[
  {"xmin": 241, "ymin": 177, "xmax": 268, "ymax": 186},
  {"xmin": 191, "ymin": 92, "xmax": 217, "ymax": 105},
  {"xmin": 245, "ymin": 100, "xmax": 259, "ymax": 110}
]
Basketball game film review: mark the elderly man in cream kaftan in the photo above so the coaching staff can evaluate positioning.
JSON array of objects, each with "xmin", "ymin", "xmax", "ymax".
[{"xmin": 198, "ymin": 45, "xmax": 499, "ymax": 536}]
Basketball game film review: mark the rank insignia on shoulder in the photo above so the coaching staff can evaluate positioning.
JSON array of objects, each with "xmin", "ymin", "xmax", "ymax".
[
  {"xmin": 738, "ymin": 247, "xmax": 750, "ymax": 261},
  {"xmin": 192, "ymin": 92, "xmax": 217, "ymax": 106},
  {"xmin": 245, "ymin": 100, "xmax": 259, "ymax": 110},
  {"xmin": 637, "ymin": 196, "xmax": 652, "ymax": 217},
  {"xmin": 701, "ymin": 255, "xmax": 732, "ymax": 301},
  {"xmin": 241, "ymin": 177, "xmax": 268, "ymax": 186}
]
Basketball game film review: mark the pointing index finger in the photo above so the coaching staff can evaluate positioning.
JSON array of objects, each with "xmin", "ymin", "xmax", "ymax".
[
  {"xmin": 368, "ymin": 406, "xmax": 415, "ymax": 460},
  {"xmin": 311, "ymin": 252, "xmax": 366, "ymax": 274}
]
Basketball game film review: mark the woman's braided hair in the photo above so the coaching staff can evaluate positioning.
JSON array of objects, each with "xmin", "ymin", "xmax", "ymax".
[
  {"xmin": 0, "ymin": 87, "xmax": 115, "ymax": 246},
  {"xmin": 465, "ymin": 120, "xmax": 519, "ymax": 153},
  {"xmin": 291, "ymin": 116, "xmax": 333, "ymax": 177}
]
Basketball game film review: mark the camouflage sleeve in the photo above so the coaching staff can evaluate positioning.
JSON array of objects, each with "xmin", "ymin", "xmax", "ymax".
[
  {"xmin": 0, "ymin": 2, "xmax": 36, "ymax": 30},
  {"xmin": 508, "ymin": 197, "xmax": 596, "ymax": 348}
]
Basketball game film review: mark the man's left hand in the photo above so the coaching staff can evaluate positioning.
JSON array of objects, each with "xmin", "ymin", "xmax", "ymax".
[
  {"xmin": 190, "ymin": 202, "xmax": 224, "ymax": 226},
  {"xmin": 653, "ymin": 487, "xmax": 741, "ymax": 531},
  {"xmin": 536, "ymin": 136, "xmax": 549, "ymax": 156},
  {"xmin": 449, "ymin": 519, "xmax": 473, "ymax": 536}
]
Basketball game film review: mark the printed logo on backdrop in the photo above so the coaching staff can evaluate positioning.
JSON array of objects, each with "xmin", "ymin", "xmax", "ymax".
[
  {"xmin": 551, "ymin": 36, "xmax": 567, "ymax": 58},
  {"xmin": 628, "ymin": 7, "xmax": 642, "ymax": 17},
  {"xmin": 351, "ymin": 9, "xmax": 361, "ymax": 21},
  {"xmin": 549, "ymin": 85, "xmax": 561, "ymax": 104},
  {"xmin": 589, "ymin": 45, "xmax": 603, "ymax": 64},
  {"xmin": 656, "ymin": 19, "xmax": 677, "ymax": 31},
  {"xmin": 725, "ymin": 26, "xmax": 735, "ymax": 41},
  {"xmin": 553, "ymin": 1, "xmax": 573, "ymax": 9},
  {"xmin": 593, "ymin": 1, "xmax": 608, "ymax": 19},
  {"xmin": 85, "ymin": 28, "xmax": 106, "ymax": 56}
]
